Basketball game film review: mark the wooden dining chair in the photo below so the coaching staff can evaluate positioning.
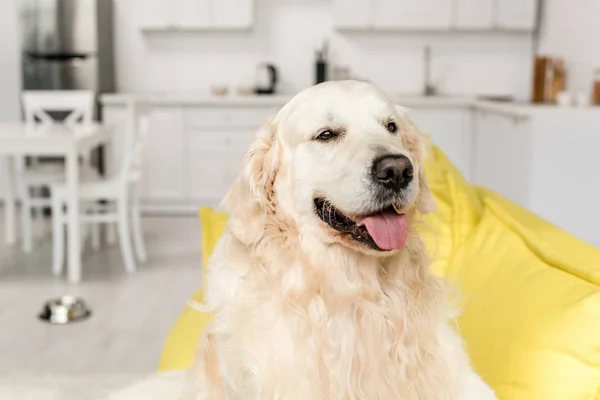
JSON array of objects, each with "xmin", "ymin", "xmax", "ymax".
[
  {"xmin": 51, "ymin": 99, "xmax": 150, "ymax": 281},
  {"xmin": 19, "ymin": 90, "xmax": 98, "ymax": 253}
]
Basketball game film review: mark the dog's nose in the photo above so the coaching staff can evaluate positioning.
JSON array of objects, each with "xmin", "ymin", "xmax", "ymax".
[{"xmin": 372, "ymin": 155, "xmax": 414, "ymax": 191}]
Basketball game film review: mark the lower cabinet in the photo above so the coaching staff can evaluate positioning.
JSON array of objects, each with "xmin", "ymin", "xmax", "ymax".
[
  {"xmin": 472, "ymin": 109, "xmax": 532, "ymax": 208},
  {"xmin": 409, "ymin": 108, "xmax": 472, "ymax": 180},
  {"xmin": 142, "ymin": 107, "xmax": 186, "ymax": 201},
  {"xmin": 186, "ymin": 128, "xmax": 254, "ymax": 202},
  {"xmin": 102, "ymin": 103, "xmax": 473, "ymax": 213}
]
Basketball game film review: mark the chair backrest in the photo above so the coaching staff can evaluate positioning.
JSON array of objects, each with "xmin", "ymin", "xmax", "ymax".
[
  {"xmin": 21, "ymin": 90, "xmax": 95, "ymax": 128},
  {"xmin": 118, "ymin": 99, "xmax": 150, "ymax": 185}
]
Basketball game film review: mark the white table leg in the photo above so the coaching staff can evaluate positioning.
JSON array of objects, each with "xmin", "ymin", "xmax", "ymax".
[
  {"xmin": 2, "ymin": 156, "xmax": 16, "ymax": 245},
  {"xmin": 66, "ymin": 148, "xmax": 81, "ymax": 283}
]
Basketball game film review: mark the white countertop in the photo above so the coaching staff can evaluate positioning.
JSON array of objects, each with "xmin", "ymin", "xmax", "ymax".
[
  {"xmin": 100, "ymin": 93, "xmax": 600, "ymax": 117},
  {"xmin": 100, "ymin": 92, "xmax": 475, "ymax": 108}
]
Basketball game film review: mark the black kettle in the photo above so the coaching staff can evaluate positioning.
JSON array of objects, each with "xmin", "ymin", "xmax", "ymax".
[{"xmin": 254, "ymin": 63, "xmax": 278, "ymax": 95}]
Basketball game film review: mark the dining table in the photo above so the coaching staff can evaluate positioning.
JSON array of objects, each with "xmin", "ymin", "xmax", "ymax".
[{"xmin": 0, "ymin": 122, "xmax": 111, "ymax": 283}]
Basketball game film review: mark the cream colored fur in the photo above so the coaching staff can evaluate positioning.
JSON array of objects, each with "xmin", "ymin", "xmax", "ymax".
[{"xmin": 102, "ymin": 81, "xmax": 496, "ymax": 400}]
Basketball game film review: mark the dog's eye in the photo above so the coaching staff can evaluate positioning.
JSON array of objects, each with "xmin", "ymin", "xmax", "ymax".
[
  {"xmin": 387, "ymin": 121, "xmax": 398, "ymax": 133},
  {"xmin": 315, "ymin": 130, "xmax": 337, "ymax": 142}
]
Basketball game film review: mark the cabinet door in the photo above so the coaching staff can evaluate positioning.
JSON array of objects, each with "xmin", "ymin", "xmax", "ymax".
[
  {"xmin": 173, "ymin": 0, "xmax": 210, "ymax": 29},
  {"xmin": 136, "ymin": 0, "xmax": 172, "ymax": 29},
  {"xmin": 333, "ymin": 0, "xmax": 371, "ymax": 29},
  {"xmin": 372, "ymin": 0, "xmax": 453, "ymax": 30},
  {"xmin": 454, "ymin": 0, "xmax": 494, "ymax": 29},
  {"xmin": 495, "ymin": 0, "xmax": 538, "ymax": 31},
  {"xmin": 142, "ymin": 108, "xmax": 185, "ymax": 200},
  {"xmin": 187, "ymin": 129, "xmax": 254, "ymax": 202},
  {"xmin": 211, "ymin": 0, "xmax": 255, "ymax": 29},
  {"xmin": 472, "ymin": 111, "xmax": 532, "ymax": 207},
  {"xmin": 409, "ymin": 108, "xmax": 472, "ymax": 180}
]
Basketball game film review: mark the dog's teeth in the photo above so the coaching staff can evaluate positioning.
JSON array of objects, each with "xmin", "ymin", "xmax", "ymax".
[{"xmin": 392, "ymin": 203, "xmax": 402, "ymax": 214}]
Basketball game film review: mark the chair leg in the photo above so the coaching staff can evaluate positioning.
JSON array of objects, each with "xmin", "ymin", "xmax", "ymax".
[
  {"xmin": 51, "ymin": 197, "xmax": 65, "ymax": 277},
  {"xmin": 21, "ymin": 189, "xmax": 33, "ymax": 254},
  {"xmin": 131, "ymin": 201, "xmax": 147, "ymax": 263},
  {"xmin": 90, "ymin": 204, "xmax": 101, "ymax": 251},
  {"xmin": 117, "ymin": 202, "xmax": 136, "ymax": 274},
  {"xmin": 33, "ymin": 205, "xmax": 45, "ymax": 239},
  {"xmin": 106, "ymin": 202, "xmax": 117, "ymax": 245},
  {"xmin": 80, "ymin": 222, "xmax": 88, "ymax": 256},
  {"xmin": 106, "ymin": 223, "xmax": 117, "ymax": 245}
]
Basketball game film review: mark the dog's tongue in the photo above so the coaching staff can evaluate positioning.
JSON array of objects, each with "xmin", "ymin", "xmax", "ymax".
[{"xmin": 358, "ymin": 210, "xmax": 408, "ymax": 250}]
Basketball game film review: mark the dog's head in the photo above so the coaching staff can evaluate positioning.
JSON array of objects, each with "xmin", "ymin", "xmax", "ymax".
[{"xmin": 224, "ymin": 80, "xmax": 433, "ymax": 256}]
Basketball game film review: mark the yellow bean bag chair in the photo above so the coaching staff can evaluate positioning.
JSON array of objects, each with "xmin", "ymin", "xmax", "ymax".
[{"xmin": 159, "ymin": 145, "xmax": 600, "ymax": 400}]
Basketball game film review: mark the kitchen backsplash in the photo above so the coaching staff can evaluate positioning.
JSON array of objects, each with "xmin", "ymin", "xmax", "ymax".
[{"xmin": 114, "ymin": 0, "xmax": 534, "ymax": 99}]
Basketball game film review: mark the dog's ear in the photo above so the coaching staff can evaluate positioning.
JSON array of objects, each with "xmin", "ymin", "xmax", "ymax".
[
  {"xmin": 414, "ymin": 133, "xmax": 435, "ymax": 215},
  {"xmin": 394, "ymin": 104, "xmax": 435, "ymax": 215},
  {"xmin": 416, "ymin": 159, "xmax": 435, "ymax": 215},
  {"xmin": 221, "ymin": 121, "xmax": 280, "ymax": 243}
]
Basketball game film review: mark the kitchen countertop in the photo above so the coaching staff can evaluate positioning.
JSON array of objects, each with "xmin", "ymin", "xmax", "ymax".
[
  {"xmin": 100, "ymin": 93, "xmax": 600, "ymax": 117},
  {"xmin": 100, "ymin": 93, "xmax": 475, "ymax": 108}
]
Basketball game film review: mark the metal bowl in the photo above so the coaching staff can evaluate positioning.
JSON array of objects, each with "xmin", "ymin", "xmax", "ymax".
[{"xmin": 38, "ymin": 295, "xmax": 91, "ymax": 324}]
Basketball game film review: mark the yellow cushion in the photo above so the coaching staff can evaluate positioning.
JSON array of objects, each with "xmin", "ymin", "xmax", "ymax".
[
  {"xmin": 157, "ymin": 208, "xmax": 227, "ymax": 371},
  {"xmin": 446, "ymin": 189, "xmax": 600, "ymax": 400},
  {"xmin": 420, "ymin": 144, "xmax": 482, "ymax": 275}
]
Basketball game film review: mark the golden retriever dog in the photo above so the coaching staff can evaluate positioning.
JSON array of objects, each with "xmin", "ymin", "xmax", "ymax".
[{"xmin": 103, "ymin": 80, "xmax": 496, "ymax": 400}]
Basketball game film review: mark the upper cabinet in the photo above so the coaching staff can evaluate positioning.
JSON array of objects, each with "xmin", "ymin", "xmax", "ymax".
[
  {"xmin": 137, "ymin": 0, "xmax": 172, "ymax": 29},
  {"xmin": 371, "ymin": 0, "xmax": 453, "ymax": 30},
  {"xmin": 495, "ymin": 0, "xmax": 538, "ymax": 31},
  {"xmin": 333, "ymin": 0, "xmax": 371, "ymax": 29},
  {"xmin": 137, "ymin": 0, "xmax": 255, "ymax": 30},
  {"xmin": 172, "ymin": 0, "xmax": 211, "ymax": 29},
  {"xmin": 454, "ymin": 0, "xmax": 494, "ymax": 29},
  {"xmin": 333, "ymin": 0, "xmax": 538, "ymax": 32},
  {"xmin": 212, "ymin": 0, "xmax": 255, "ymax": 29}
]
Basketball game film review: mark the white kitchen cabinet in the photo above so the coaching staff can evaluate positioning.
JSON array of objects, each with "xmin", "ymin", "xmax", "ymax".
[
  {"xmin": 143, "ymin": 108, "xmax": 185, "ymax": 200},
  {"xmin": 333, "ymin": 0, "xmax": 371, "ymax": 29},
  {"xmin": 187, "ymin": 129, "xmax": 254, "ymax": 201},
  {"xmin": 454, "ymin": 0, "xmax": 494, "ymax": 29},
  {"xmin": 212, "ymin": 0, "xmax": 254, "ymax": 29},
  {"xmin": 183, "ymin": 106, "xmax": 269, "ymax": 202},
  {"xmin": 173, "ymin": 0, "xmax": 210, "ymax": 29},
  {"xmin": 136, "ymin": 0, "xmax": 172, "ymax": 29},
  {"xmin": 473, "ymin": 110, "xmax": 532, "ymax": 208},
  {"xmin": 409, "ymin": 108, "xmax": 473, "ymax": 180},
  {"xmin": 473, "ymin": 107, "xmax": 600, "ymax": 247},
  {"xmin": 495, "ymin": 0, "xmax": 538, "ymax": 31},
  {"xmin": 138, "ymin": 0, "xmax": 254, "ymax": 30},
  {"xmin": 101, "ymin": 96, "xmax": 477, "ymax": 214},
  {"xmin": 371, "ymin": 0, "xmax": 453, "ymax": 30}
]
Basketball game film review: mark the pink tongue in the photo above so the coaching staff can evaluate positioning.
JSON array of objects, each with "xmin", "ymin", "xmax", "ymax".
[{"xmin": 358, "ymin": 211, "xmax": 408, "ymax": 250}]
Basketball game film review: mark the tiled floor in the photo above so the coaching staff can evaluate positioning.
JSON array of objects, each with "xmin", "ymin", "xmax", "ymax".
[{"xmin": 0, "ymin": 213, "xmax": 203, "ymax": 375}]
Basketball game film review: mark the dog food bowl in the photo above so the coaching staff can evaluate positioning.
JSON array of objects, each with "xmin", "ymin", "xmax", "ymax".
[{"xmin": 38, "ymin": 295, "xmax": 91, "ymax": 324}]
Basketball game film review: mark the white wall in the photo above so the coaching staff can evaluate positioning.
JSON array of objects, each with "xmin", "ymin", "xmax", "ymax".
[
  {"xmin": 0, "ymin": 0, "xmax": 21, "ymax": 121},
  {"xmin": 537, "ymin": 0, "xmax": 600, "ymax": 95},
  {"xmin": 114, "ymin": 0, "xmax": 534, "ymax": 99}
]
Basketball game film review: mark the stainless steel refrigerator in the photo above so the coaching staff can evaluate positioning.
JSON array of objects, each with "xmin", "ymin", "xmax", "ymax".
[{"xmin": 20, "ymin": 0, "xmax": 115, "ymax": 94}]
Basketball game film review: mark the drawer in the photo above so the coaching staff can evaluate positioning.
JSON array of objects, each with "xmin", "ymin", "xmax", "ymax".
[
  {"xmin": 183, "ymin": 106, "xmax": 272, "ymax": 129},
  {"xmin": 187, "ymin": 148, "xmax": 246, "ymax": 200},
  {"xmin": 187, "ymin": 128, "xmax": 255, "ymax": 152}
]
